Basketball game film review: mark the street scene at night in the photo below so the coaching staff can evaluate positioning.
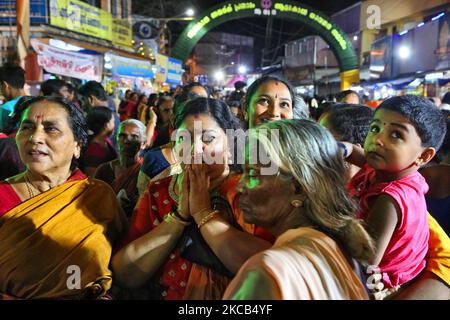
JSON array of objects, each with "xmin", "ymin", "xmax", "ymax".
[{"xmin": 0, "ymin": 0, "xmax": 449, "ymax": 306}]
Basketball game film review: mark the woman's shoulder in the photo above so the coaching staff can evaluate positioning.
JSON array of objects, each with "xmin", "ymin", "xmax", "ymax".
[
  {"xmin": 93, "ymin": 160, "xmax": 117, "ymax": 182},
  {"xmin": 147, "ymin": 175, "xmax": 173, "ymax": 192},
  {"xmin": 86, "ymin": 176, "xmax": 116, "ymax": 192},
  {"xmin": 143, "ymin": 147, "xmax": 166, "ymax": 162},
  {"xmin": 223, "ymin": 251, "xmax": 280, "ymax": 300},
  {"xmin": 82, "ymin": 141, "xmax": 117, "ymax": 167},
  {"xmin": 136, "ymin": 175, "xmax": 173, "ymax": 205},
  {"xmin": 83, "ymin": 140, "xmax": 104, "ymax": 156},
  {"xmin": 274, "ymin": 227, "xmax": 317, "ymax": 245},
  {"xmin": 381, "ymin": 170, "xmax": 429, "ymax": 197},
  {"xmin": 58, "ymin": 170, "xmax": 114, "ymax": 197},
  {"xmin": 81, "ymin": 177, "xmax": 124, "ymax": 222},
  {"xmin": 141, "ymin": 148, "xmax": 171, "ymax": 178}
]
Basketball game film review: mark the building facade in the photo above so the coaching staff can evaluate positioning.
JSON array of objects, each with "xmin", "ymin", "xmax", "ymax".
[
  {"xmin": 185, "ymin": 32, "xmax": 254, "ymax": 87},
  {"xmin": 280, "ymin": 0, "xmax": 449, "ymax": 99},
  {"xmin": 0, "ymin": 0, "xmax": 152, "ymax": 93}
]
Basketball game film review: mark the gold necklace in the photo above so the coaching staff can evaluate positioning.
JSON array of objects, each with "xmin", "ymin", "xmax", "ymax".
[{"xmin": 24, "ymin": 173, "xmax": 35, "ymax": 198}]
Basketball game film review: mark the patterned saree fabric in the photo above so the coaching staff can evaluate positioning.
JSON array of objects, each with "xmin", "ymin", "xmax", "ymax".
[{"xmin": 110, "ymin": 160, "xmax": 143, "ymax": 196}]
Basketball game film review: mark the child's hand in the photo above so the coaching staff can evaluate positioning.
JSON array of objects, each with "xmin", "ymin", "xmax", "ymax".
[
  {"xmin": 337, "ymin": 141, "xmax": 354, "ymax": 159},
  {"xmin": 338, "ymin": 141, "xmax": 366, "ymax": 168}
]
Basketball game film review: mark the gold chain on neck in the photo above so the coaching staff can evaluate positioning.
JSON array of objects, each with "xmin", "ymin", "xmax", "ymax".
[{"xmin": 24, "ymin": 173, "xmax": 35, "ymax": 198}]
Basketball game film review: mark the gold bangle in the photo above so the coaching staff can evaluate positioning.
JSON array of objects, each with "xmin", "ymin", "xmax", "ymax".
[
  {"xmin": 192, "ymin": 208, "xmax": 211, "ymax": 217},
  {"xmin": 164, "ymin": 212, "xmax": 191, "ymax": 226},
  {"xmin": 197, "ymin": 210, "xmax": 219, "ymax": 229}
]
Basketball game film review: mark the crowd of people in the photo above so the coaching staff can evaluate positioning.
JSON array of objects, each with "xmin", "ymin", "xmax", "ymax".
[{"xmin": 0, "ymin": 63, "xmax": 449, "ymax": 300}]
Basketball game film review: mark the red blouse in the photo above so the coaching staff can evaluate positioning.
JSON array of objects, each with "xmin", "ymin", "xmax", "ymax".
[{"xmin": 0, "ymin": 169, "xmax": 87, "ymax": 217}]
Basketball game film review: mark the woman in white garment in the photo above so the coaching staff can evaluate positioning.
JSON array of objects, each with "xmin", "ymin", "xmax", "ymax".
[{"xmin": 224, "ymin": 119, "xmax": 375, "ymax": 300}]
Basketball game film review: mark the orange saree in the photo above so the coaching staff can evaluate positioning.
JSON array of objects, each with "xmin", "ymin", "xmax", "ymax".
[{"xmin": 0, "ymin": 176, "xmax": 125, "ymax": 299}]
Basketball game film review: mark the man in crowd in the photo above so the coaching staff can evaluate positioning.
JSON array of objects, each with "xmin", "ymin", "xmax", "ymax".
[
  {"xmin": 227, "ymin": 80, "xmax": 247, "ymax": 107},
  {"xmin": 0, "ymin": 64, "xmax": 26, "ymax": 132},
  {"xmin": 78, "ymin": 81, "xmax": 120, "ymax": 142},
  {"xmin": 40, "ymin": 79, "xmax": 71, "ymax": 99}
]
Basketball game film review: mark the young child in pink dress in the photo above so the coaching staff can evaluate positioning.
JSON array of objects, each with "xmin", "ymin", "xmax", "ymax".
[{"xmin": 341, "ymin": 95, "xmax": 447, "ymax": 299}]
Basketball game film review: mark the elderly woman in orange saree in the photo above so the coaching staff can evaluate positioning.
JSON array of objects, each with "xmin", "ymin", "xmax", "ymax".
[{"xmin": 0, "ymin": 97, "xmax": 126, "ymax": 300}]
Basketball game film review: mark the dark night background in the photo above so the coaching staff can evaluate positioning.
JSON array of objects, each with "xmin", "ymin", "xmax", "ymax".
[{"xmin": 133, "ymin": 0, "xmax": 360, "ymax": 67}]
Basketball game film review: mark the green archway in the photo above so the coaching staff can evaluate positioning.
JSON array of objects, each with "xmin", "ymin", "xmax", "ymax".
[{"xmin": 172, "ymin": 0, "xmax": 360, "ymax": 87}]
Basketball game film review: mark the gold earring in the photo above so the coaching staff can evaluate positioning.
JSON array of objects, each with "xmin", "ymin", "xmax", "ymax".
[{"xmin": 291, "ymin": 200, "xmax": 303, "ymax": 208}]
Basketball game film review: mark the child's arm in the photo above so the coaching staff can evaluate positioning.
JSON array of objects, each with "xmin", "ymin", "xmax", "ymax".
[
  {"xmin": 338, "ymin": 142, "xmax": 367, "ymax": 168},
  {"xmin": 367, "ymin": 194, "xmax": 400, "ymax": 266}
]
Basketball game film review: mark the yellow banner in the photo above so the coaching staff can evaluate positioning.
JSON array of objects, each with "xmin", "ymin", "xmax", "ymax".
[
  {"xmin": 49, "ymin": 0, "xmax": 112, "ymax": 41},
  {"xmin": 112, "ymin": 18, "xmax": 132, "ymax": 48},
  {"xmin": 156, "ymin": 53, "xmax": 168, "ymax": 83}
]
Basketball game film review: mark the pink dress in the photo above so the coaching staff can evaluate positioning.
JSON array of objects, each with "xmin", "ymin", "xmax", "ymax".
[{"xmin": 348, "ymin": 164, "xmax": 429, "ymax": 288}]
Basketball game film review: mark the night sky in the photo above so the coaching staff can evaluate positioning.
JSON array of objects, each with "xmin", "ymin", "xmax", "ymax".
[
  {"xmin": 134, "ymin": 0, "xmax": 360, "ymax": 67},
  {"xmin": 197, "ymin": 0, "xmax": 360, "ymax": 67}
]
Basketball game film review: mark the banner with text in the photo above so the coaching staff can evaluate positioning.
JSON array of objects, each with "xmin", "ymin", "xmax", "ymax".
[
  {"xmin": 111, "ymin": 54, "xmax": 154, "ymax": 78},
  {"xmin": 31, "ymin": 39, "xmax": 103, "ymax": 81},
  {"xmin": 156, "ymin": 53, "xmax": 168, "ymax": 83},
  {"xmin": 166, "ymin": 57, "xmax": 183, "ymax": 85},
  {"xmin": 112, "ymin": 18, "xmax": 133, "ymax": 48},
  {"xmin": 49, "ymin": 0, "xmax": 112, "ymax": 41},
  {"xmin": 156, "ymin": 54, "xmax": 182, "ymax": 85}
]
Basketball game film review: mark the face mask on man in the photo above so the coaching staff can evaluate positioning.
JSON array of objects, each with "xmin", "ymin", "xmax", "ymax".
[{"xmin": 120, "ymin": 140, "xmax": 142, "ymax": 157}]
